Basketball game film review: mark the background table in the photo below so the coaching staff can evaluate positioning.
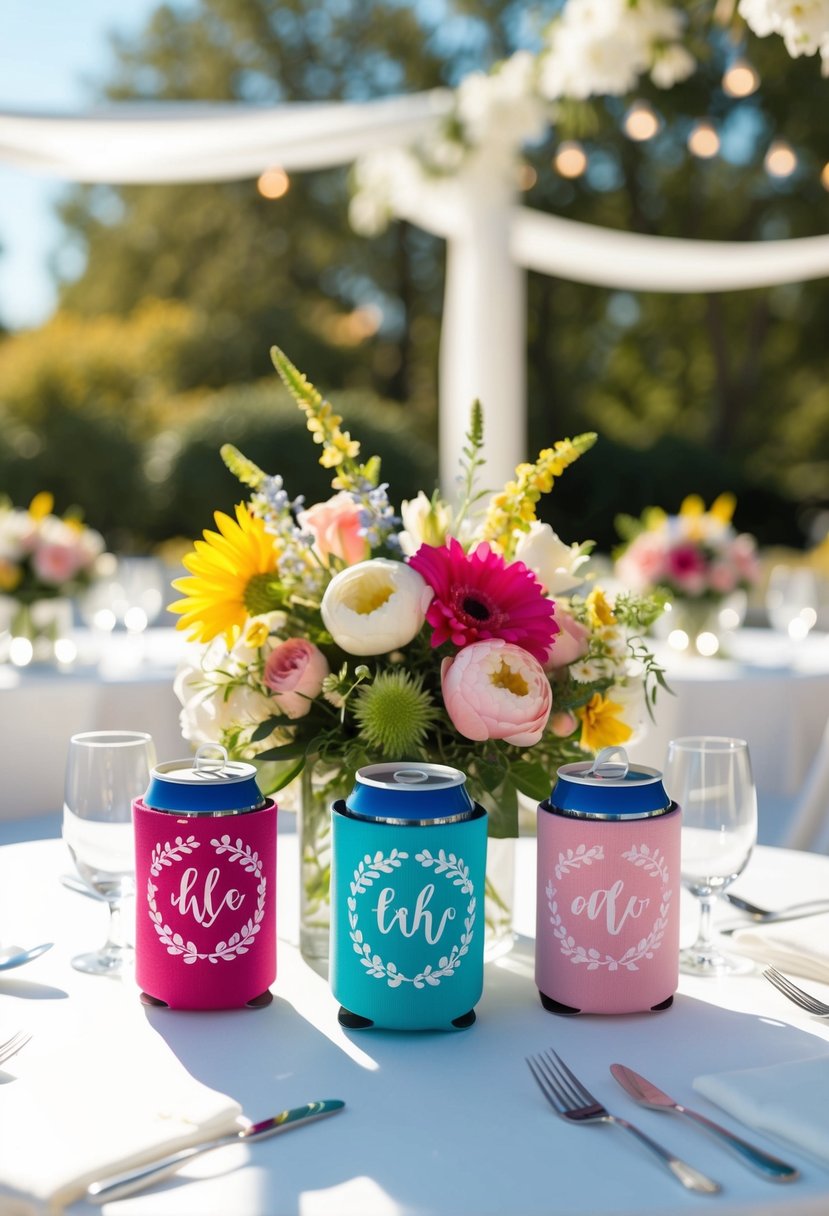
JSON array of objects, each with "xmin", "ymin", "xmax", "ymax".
[
  {"xmin": 627, "ymin": 628, "xmax": 829, "ymax": 844},
  {"xmin": 0, "ymin": 629, "xmax": 188, "ymax": 826},
  {"xmin": 3, "ymin": 826, "xmax": 829, "ymax": 1215}
]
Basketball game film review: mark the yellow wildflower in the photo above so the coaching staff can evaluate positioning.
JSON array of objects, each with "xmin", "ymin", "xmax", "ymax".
[
  {"xmin": 245, "ymin": 619, "xmax": 271, "ymax": 649},
  {"xmin": 577, "ymin": 693, "xmax": 633, "ymax": 751},
  {"xmin": 585, "ymin": 587, "xmax": 616, "ymax": 628}
]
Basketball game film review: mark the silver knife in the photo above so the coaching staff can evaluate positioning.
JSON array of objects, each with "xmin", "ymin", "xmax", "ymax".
[
  {"xmin": 86, "ymin": 1099, "xmax": 346, "ymax": 1204},
  {"xmin": 610, "ymin": 1065, "xmax": 798, "ymax": 1182}
]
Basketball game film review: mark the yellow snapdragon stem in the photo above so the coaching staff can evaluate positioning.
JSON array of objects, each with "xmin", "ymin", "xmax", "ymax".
[
  {"xmin": 480, "ymin": 433, "xmax": 597, "ymax": 557},
  {"xmin": 28, "ymin": 491, "xmax": 54, "ymax": 521}
]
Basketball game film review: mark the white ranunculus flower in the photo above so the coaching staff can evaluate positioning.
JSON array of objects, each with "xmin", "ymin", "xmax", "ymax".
[
  {"xmin": 513, "ymin": 522, "xmax": 590, "ymax": 596},
  {"xmin": 321, "ymin": 558, "xmax": 433, "ymax": 655},
  {"xmin": 398, "ymin": 491, "xmax": 453, "ymax": 556}
]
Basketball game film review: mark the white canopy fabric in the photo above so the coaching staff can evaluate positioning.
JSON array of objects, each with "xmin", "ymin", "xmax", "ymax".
[
  {"xmin": 0, "ymin": 94, "xmax": 453, "ymax": 181},
  {"xmin": 1, "ymin": 97, "xmax": 827, "ymax": 488}
]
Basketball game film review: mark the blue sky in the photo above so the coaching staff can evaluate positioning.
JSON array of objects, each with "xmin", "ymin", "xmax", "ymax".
[{"xmin": 0, "ymin": 0, "xmax": 161, "ymax": 330}]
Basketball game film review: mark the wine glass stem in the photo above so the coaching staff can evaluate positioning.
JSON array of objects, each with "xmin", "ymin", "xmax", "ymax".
[
  {"xmin": 692, "ymin": 893, "xmax": 715, "ymax": 954},
  {"xmin": 103, "ymin": 899, "xmax": 130, "ymax": 960}
]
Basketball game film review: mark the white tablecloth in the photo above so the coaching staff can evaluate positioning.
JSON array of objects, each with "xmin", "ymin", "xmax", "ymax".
[
  {"xmin": 3, "ymin": 827, "xmax": 829, "ymax": 1216},
  {"xmin": 627, "ymin": 628, "xmax": 829, "ymax": 844},
  {"xmin": 0, "ymin": 630, "xmax": 189, "ymax": 823}
]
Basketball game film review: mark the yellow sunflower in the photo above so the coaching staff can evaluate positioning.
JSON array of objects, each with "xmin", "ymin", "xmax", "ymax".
[{"xmin": 169, "ymin": 503, "xmax": 280, "ymax": 646}]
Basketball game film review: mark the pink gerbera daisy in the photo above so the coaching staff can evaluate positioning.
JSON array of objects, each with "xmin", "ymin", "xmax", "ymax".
[{"xmin": 407, "ymin": 538, "xmax": 558, "ymax": 663}]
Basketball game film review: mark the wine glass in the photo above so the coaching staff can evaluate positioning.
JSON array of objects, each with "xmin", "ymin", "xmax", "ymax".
[
  {"xmin": 665, "ymin": 735, "xmax": 757, "ymax": 976},
  {"xmin": 765, "ymin": 564, "xmax": 819, "ymax": 640},
  {"xmin": 62, "ymin": 731, "xmax": 156, "ymax": 975}
]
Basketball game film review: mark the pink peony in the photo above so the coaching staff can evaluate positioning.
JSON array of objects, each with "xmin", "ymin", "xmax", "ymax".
[
  {"xmin": 408, "ymin": 538, "xmax": 557, "ymax": 663},
  {"xmin": 441, "ymin": 638, "xmax": 552, "ymax": 746},
  {"xmin": 551, "ymin": 710, "xmax": 578, "ymax": 738},
  {"xmin": 545, "ymin": 609, "xmax": 590, "ymax": 671},
  {"xmin": 263, "ymin": 638, "xmax": 330, "ymax": 719},
  {"xmin": 298, "ymin": 492, "xmax": 369, "ymax": 568}
]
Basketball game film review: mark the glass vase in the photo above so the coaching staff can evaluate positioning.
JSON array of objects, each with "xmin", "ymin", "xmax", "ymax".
[
  {"xmin": 296, "ymin": 761, "xmax": 518, "ymax": 965},
  {"xmin": 297, "ymin": 761, "xmax": 341, "ymax": 963},
  {"xmin": 1, "ymin": 597, "xmax": 73, "ymax": 666},
  {"xmin": 483, "ymin": 836, "xmax": 516, "ymax": 960}
]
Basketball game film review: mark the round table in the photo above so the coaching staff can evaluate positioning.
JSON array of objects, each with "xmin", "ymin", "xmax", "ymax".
[{"xmin": 2, "ymin": 827, "xmax": 829, "ymax": 1216}]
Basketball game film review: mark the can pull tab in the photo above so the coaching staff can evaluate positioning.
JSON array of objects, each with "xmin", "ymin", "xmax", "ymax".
[
  {"xmin": 194, "ymin": 744, "xmax": 230, "ymax": 775},
  {"xmin": 588, "ymin": 746, "xmax": 630, "ymax": 781},
  {"xmin": 392, "ymin": 768, "xmax": 429, "ymax": 785}
]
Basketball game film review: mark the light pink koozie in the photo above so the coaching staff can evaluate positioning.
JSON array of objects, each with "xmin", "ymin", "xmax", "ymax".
[
  {"xmin": 535, "ymin": 747, "xmax": 680, "ymax": 1015},
  {"xmin": 133, "ymin": 748, "xmax": 277, "ymax": 1010}
]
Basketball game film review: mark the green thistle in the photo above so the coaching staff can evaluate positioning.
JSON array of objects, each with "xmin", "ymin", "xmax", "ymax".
[{"xmin": 354, "ymin": 671, "xmax": 438, "ymax": 757}]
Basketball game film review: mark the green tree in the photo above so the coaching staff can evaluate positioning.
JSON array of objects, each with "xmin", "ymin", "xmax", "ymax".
[{"xmin": 41, "ymin": 1, "xmax": 829, "ymax": 546}]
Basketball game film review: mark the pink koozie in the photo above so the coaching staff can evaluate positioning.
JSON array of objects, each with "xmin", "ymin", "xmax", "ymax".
[
  {"xmin": 133, "ymin": 798, "xmax": 277, "ymax": 1009},
  {"xmin": 536, "ymin": 804, "xmax": 680, "ymax": 1014}
]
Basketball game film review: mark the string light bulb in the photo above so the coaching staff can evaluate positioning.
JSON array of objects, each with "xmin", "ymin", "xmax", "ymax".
[
  {"xmin": 257, "ymin": 166, "xmax": 290, "ymax": 199},
  {"xmin": 722, "ymin": 58, "xmax": 760, "ymax": 98},
  {"xmin": 821, "ymin": 163, "xmax": 829, "ymax": 191},
  {"xmin": 687, "ymin": 121, "xmax": 720, "ymax": 158},
  {"xmin": 764, "ymin": 140, "xmax": 797, "ymax": 178},
  {"xmin": 623, "ymin": 101, "xmax": 660, "ymax": 142},
  {"xmin": 553, "ymin": 140, "xmax": 588, "ymax": 179}
]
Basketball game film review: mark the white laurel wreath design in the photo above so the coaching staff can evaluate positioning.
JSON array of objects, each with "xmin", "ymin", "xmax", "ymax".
[
  {"xmin": 547, "ymin": 842, "xmax": 671, "ymax": 971},
  {"xmin": 554, "ymin": 843, "xmax": 605, "ymax": 881},
  {"xmin": 348, "ymin": 847, "xmax": 475, "ymax": 988},
  {"xmin": 147, "ymin": 834, "xmax": 266, "ymax": 965}
]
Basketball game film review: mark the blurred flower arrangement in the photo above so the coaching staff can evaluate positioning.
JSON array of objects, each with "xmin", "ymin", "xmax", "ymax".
[
  {"xmin": 0, "ymin": 492, "xmax": 108, "ymax": 662},
  {"xmin": 173, "ymin": 348, "xmax": 666, "ymax": 831},
  {"xmin": 614, "ymin": 494, "xmax": 761, "ymax": 606}
]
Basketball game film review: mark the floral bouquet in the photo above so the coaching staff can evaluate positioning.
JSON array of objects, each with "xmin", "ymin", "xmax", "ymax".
[
  {"xmin": 614, "ymin": 495, "xmax": 760, "ymax": 652},
  {"xmin": 0, "ymin": 492, "xmax": 107, "ymax": 659},
  {"xmin": 172, "ymin": 348, "xmax": 666, "ymax": 954},
  {"xmin": 614, "ymin": 495, "xmax": 760, "ymax": 602}
]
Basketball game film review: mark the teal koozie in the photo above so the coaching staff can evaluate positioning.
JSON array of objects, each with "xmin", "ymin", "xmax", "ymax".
[{"xmin": 330, "ymin": 803, "xmax": 488, "ymax": 1030}]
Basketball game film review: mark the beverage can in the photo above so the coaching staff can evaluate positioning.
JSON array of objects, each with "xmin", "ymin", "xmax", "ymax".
[
  {"xmin": 345, "ymin": 762, "xmax": 475, "ymax": 825},
  {"xmin": 549, "ymin": 746, "xmax": 671, "ymax": 820},
  {"xmin": 143, "ymin": 745, "xmax": 265, "ymax": 815}
]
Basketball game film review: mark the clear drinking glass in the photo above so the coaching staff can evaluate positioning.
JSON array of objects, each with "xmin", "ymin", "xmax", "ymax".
[
  {"xmin": 765, "ymin": 565, "xmax": 819, "ymax": 640},
  {"xmin": 665, "ymin": 735, "xmax": 757, "ymax": 976},
  {"xmin": 62, "ymin": 730, "xmax": 156, "ymax": 975}
]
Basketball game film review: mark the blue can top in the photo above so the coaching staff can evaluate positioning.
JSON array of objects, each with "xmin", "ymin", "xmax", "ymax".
[
  {"xmin": 144, "ymin": 746, "xmax": 265, "ymax": 815},
  {"xmin": 549, "ymin": 747, "xmax": 670, "ymax": 820},
  {"xmin": 347, "ymin": 762, "xmax": 475, "ymax": 824}
]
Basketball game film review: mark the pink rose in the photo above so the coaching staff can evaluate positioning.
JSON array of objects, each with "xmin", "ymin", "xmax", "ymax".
[
  {"xmin": 32, "ymin": 542, "xmax": 84, "ymax": 585},
  {"xmin": 298, "ymin": 492, "xmax": 369, "ymax": 568},
  {"xmin": 441, "ymin": 638, "xmax": 552, "ymax": 747},
  {"xmin": 263, "ymin": 638, "xmax": 330, "ymax": 719},
  {"xmin": 615, "ymin": 532, "xmax": 668, "ymax": 592},
  {"xmin": 545, "ymin": 609, "xmax": 590, "ymax": 671},
  {"xmin": 551, "ymin": 710, "xmax": 578, "ymax": 738}
]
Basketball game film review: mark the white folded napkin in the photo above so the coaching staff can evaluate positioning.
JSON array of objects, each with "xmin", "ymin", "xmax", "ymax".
[
  {"xmin": 0, "ymin": 1018, "xmax": 242, "ymax": 1216},
  {"xmin": 694, "ymin": 1055, "xmax": 829, "ymax": 1167},
  {"xmin": 726, "ymin": 912, "xmax": 829, "ymax": 983}
]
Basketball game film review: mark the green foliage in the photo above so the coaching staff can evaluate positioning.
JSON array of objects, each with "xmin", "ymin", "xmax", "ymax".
[{"xmin": 0, "ymin": 0, "xmax": 826, "ymax": 547}]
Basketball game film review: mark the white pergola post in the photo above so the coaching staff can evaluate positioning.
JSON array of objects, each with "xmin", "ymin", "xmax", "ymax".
[{"xmin": 438, "ymin": 161, "xmax": 526, "ymax": 501}]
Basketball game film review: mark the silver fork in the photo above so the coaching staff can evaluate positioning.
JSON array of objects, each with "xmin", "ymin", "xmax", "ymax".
[
  {"xmin": 764, "ymin": 966, "xmax": 829, "ymax": 1015},
  {"xmin": 526, "ymin": 1049, "xmax": 721, "ymax": 1194},
  {"xmin": 0, "ymin": 1031, "xmax": 32, "ymax": 1066}
]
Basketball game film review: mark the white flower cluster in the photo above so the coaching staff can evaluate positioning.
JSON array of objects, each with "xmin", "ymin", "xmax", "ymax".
[
  {"xmin": 739, "ymin": 0, "xmax": 829, "ymax": 74},
  {"xmin": 539, "ymin": 0, "xmax": 695, "ymax": 100}
]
